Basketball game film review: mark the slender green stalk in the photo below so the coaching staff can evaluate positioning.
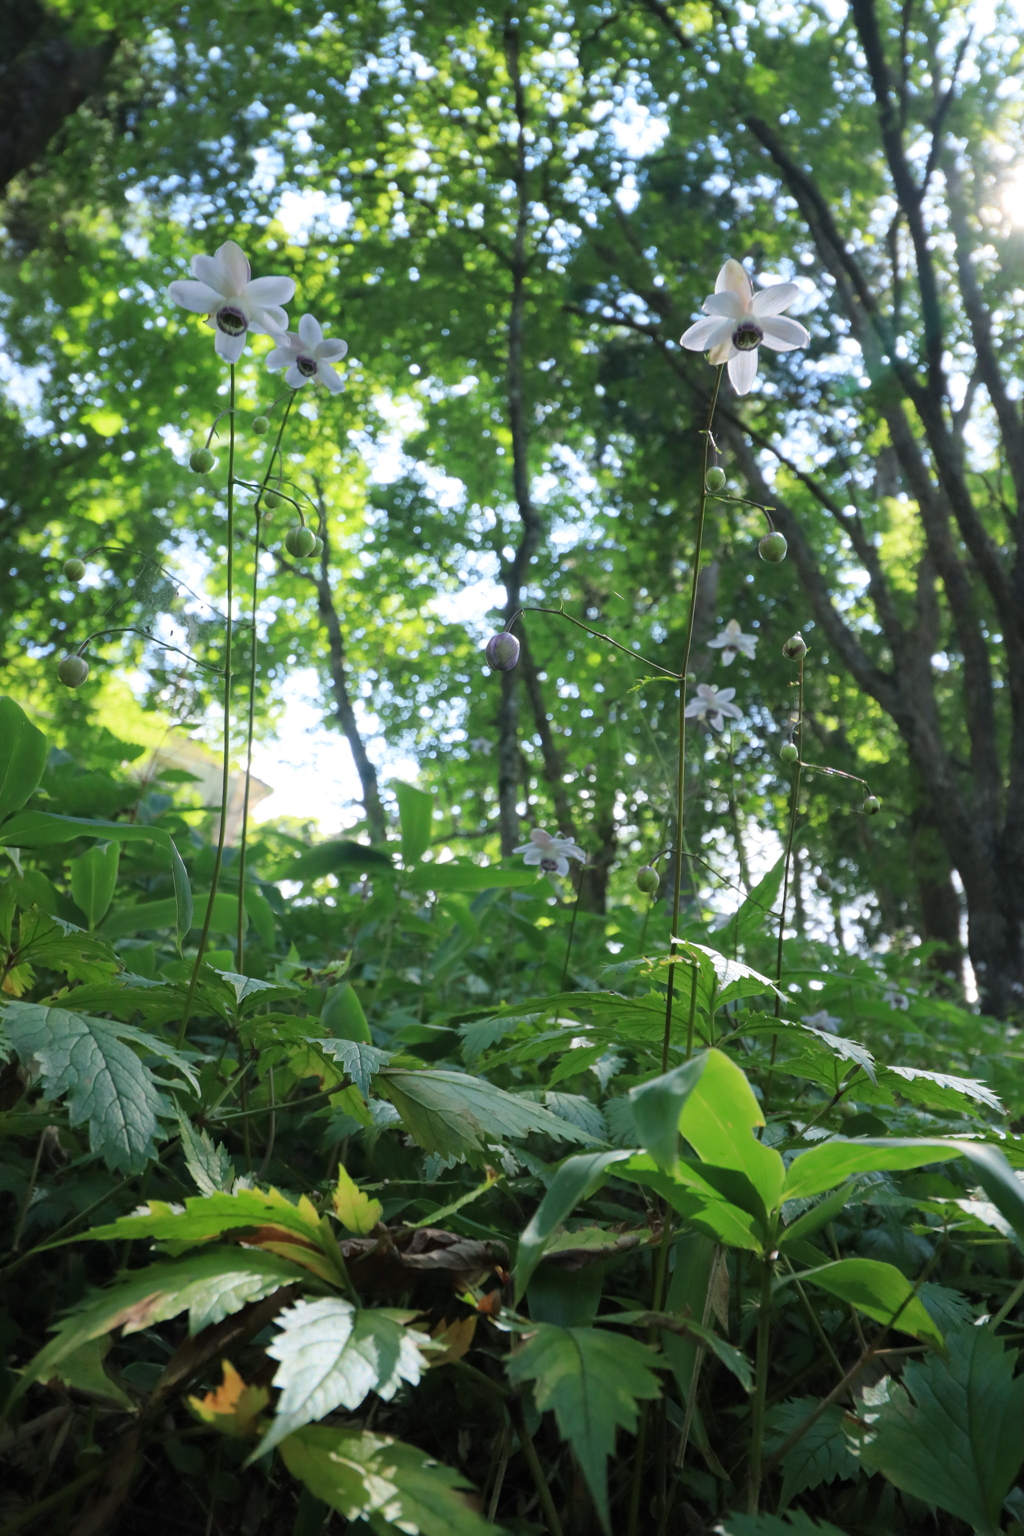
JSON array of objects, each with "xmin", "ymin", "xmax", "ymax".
[
  {"xmin": 764, "ymin": 652, "xmax": 804, "ymax": 1112},
  {"xmin": 684, "ymin": 960, "xmax": 699, "ymax": 1062},
  {"xmin": 10, "ymin": 1129, "xmax": 46, "ymax": 1252},
  {"xmin": 236, "ymin": 394, "xmax": 294, "ymax": 971},
  {"xmin": 560, "ymin": 876, "xmax": 583, "ymax": 991},
  {"xmin": 508, "ymin": 1394, "xmax": 564, "ymax": 1536},
  {"xmin": 747, "ymin": 1258, "xmax": 774, "ymax": 1513},
  {"xmin": 661, "ymin": 366, "xmax": 723, "ymax": 1069},
  {"xmin": 178, "ymin": 365, "xmax": 236, "ymax": 1048}
]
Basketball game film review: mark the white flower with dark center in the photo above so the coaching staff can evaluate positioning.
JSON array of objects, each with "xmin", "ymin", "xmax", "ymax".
[
  {"xmin": 680, "ymin": 258, "xmax": 810, "ymax": 396},
  {"xmin": 265, "ymin": 314, "xmax": 348, "ymax": 393},
  {"xmin": 708, "ymin": 618, "xmax": 757, "ymax": 666},
  {"xmin": 166, "ymin": 240, "xmax": 295, "ymax": 363},
  {"xmin": 514, "ymin": 828, "xmax": 586, "ymax": 878},
  {"xmin": 802, "ymin": 1009, "xmax": 842, "ymax": 1035},
  {"xmin": 684, "ymin": 684, "xmax": 743, "ymax": 732}
]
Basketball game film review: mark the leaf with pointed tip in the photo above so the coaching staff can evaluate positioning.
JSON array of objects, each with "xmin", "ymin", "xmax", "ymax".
[
  {"xmin": 177, "ymin": 1111, "xmax": 234, "ymax": 1195},
  {"xmin": 514, "ymin": 1150, "xmax": 634, "ymax": 1300},
  {"xmin": 379, "ymin": 1068, "xmax": 599, "ymax": 1162},
  {"xmin": 0, "ymin": 696, "xmax": 47, "ymax": 823}
]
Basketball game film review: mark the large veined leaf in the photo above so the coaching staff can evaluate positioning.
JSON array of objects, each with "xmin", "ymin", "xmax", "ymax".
[
  {"xmin": 394, "ymin": 781, "xmax": 434, "ymax": 865},
  {"xmin": 765, "ymin": 1398, "xmax": 860, "ymax": 1509},
  {"xmin": 279, "ymin": 1425, "xmax": 495, "ymax": 1536},
  {"xmin": 514, "ymin": 1149, "xmax": 634, "ymax": 1300},
  {"xmin": 177, "ymin": 1111, "xmax": 235, "ymax": 1195},
  {"xmin": 101, "ymin": 892, "xmax": 241, "ymax": 942},
  {"xmin": 312, "ymin": 1038, "xmax": 392, "ymax": 1099},
  {"xmin": 787, "ymin": 1259, "xmax": 942, "ymax": 1347},
  {"xmin": 857, "ymin": 1323, "xmax": 1024, "ymax": 1536},
  {"xmin": 782, "ymin": 1138, "xmax": 963, "ymax": 1202},
  {"xmin": 282, "ymin": 838, "xmax": 394, "ymax": 881},
  {"xmin": 15, "ymin": 1249, "xmax": 307, "ymax": 1405},
  {"xmin": 378, "ymin": 1068, "xmax": 600, "ymax": 1161},
  {"xmin": 506, "ymin": 1324, "xmax": 662, "ymax": 1531},
  {"xmin": 69, "ymin": 841, "xmax": 120, "ymax": 928},
  {"xmin": 253, "ymin": 1298, "xmax": 430, "ymax": 1459},
  {"xmin": 0, "ymin": 696, "xmax": 48, "ymax": 823},
  {"xmin": 1, "ymin": 999, "xmax": 198, "ymax": 1174},
  {"xmin": 677, "ymin": 1049, "xmax": 786, "ymax": 1215},
  {"xmin": 629, "ymin": 1054, "xmax": 710, "ymax": 1171},
  {"xmin": 714, "ymin": 856, "xmax": 786, "ymax": 954}
]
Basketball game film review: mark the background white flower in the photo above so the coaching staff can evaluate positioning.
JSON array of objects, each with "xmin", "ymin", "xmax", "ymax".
[
  {"xmin": 265, "ymin": 314, "xmax": 348, "ymax": 393},
  {"xmin": 680, "ymin": 258, "xmax": 810, "ymax": 396},
  {"xmin": 684, "ymin": 684, "xmax": 743, "ymax": 732},
  {"xmin": 514, "ymin": 828, "xmax": 586, "ymax": 878},
  {"xmin": 802, "ymin": 1009, "xmax": 842, "ymax": 1035},
  {"xmin": 708, "ymin": 618, "xmax": 757, "ymax": 666},
  {"xmin": 166, "ymin": 240, "xmax": 295, "ymax": 362}
]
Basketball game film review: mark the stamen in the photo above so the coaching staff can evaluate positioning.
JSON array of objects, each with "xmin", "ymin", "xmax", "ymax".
[
  {"xmin": 296, "ymin": 355, "xmax": 318, "ymax": 378},
  {"xmin": 216, "ymin": 305, "xmax": 248, "ymax": 337},
  {"xmin": 540, "ymin": 857, "xmax": 559, "ymax": 873},
  {"xmin": 732, "ymin": 320, "xmax": 763, "ymax": 352}
]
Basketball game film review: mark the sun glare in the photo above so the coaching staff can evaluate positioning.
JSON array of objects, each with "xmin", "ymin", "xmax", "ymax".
[{"xmin": 1001, "ymin": 165, "xmax": 1024, "ymax": 225}]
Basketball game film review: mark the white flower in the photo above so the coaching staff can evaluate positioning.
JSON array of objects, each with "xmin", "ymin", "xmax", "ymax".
[
  {"xmin": 513, "ymin": 828, "xmax": 586, "ymax": 879},
  {"xmin": 468, "ymin": 737, "xmax": 493, "ymax": 756},
  {"xmin": 166, "ymin": 240, "xmax": 295, "ymax": 363},
  {"xmin": 708, "ymin": 618, "xmax": 757, "ymax": 666},
  {"xmin": 265, "ymin": 314, "xmax": 348, "ymax": 393},
  {"xmin": 684, "ymin": 684, "xmax": 743, "ymax": 732},
  {"xmin": 680, "ymin": 258, "xmax": 810, "ymax": 396},
  {"xmin": 802, "ymin": 1010, "xmax": 842, "ymax": 1035},
  {"xmin": 883, "ymin": 987, "xmax": 910, "ymax": 1011}
]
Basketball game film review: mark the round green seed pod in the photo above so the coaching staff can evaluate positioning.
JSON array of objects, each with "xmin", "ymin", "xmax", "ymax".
[
  {"xmin": 285, "ymin": 525, "xmax": 317, "ymax": 557},
  {"xmin": 704, "ymin": 466, "xmax": 726, "ymax": 493},
  {"xmin": 63, "ymin": 558, "xmax": 86, "ymax": 582},
  {"xmin": 263, "ymin": 489, "xmax": 282, "ymax": 510},
  {"xmin": 312, "ymin": 535, "xmax": 324, "ymax": 557},
  {"xmin": 252, "ymin": 415, "xmax": 270, "ymax": 435},
  {"xmin": 758, "ymin": 531, "xmax": 788, "ymax": 563},
  {"xmin": 816, "ymin": 874, "xmax": 833, "ymax": 893},
  {"xmin": 862, "ymin": 794, "xmax": 881, "ymax": 815},
  {"xmin": 57, "ymin": 654, "xmax": 89, "ymax": 688},
  {"xmin": 636, "ymin": 865, "xmax": 660, "ymax": 896},
  {"xmin": 782, "ymin": 633, "xmax": 807, "ymax": 660},
  {"xmin": 189, "ymin": 447, "xmax": 215, "ymax": 474},
  {"xmin": 779, "ymin": 742, "xmax": 799, "ymax": 764}
]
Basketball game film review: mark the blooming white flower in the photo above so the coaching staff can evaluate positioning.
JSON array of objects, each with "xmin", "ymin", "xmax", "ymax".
[
  {"xmin": 468, "ymin": 737, "xmax": 493, "ymax": 756},
  {"xmin": 684, "ymin": 684, "xmax": 743, "ymax": 732},
  {"xmin": 708, "ymin": 618, "xmax": 757, "ymax": 666},
  {"xmin": 514, "ymin": 828, "xmax": 586, "ymax": 878},
  {"xmin": 265, "ymin": 314, "xmax": 348, "ymax": 393},
  {"xmin": 680, "ymin": 258, "xmax": 810, "ymax": 396},
  {"xmin": 882, "ymin": 987, "xmax": 910, "ymax": 1011},
  {"xmin": 802, "ymin": 1010, "xmax": 842, "ymax": 1035},
  {"xmin": 166, "ymin": 240, "xmax": 295, "ymax": 363}
]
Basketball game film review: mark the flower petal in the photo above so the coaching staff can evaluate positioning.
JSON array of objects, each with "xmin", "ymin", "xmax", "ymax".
[
  {"xmin": 759, "ymin": 316, "xmax": 810, "ymax": 352},
  {"xmin": 720, "ymin": 650, "xmax": 736, "ymax": 665},
  {"xmin": 316, "ymin": 338, "xmax": 348, "ymax": 362},
  {"xmin": 284, "ymin": 363, "xmax": 310, "ymax": 389},
  {"xmin": 217, "ymin": 240, "xmax": 251, "ymax": 293},
  {"xmin": 715, "ymin": 259, "xmax": 753, "ymax": 305},
  {"xmin": 191, "ymin": 253, "xmax": 230, "ymax": 294},
  {"xmin": 680, "ymin": 316, "xmax": 733, "ymax": 353},
  {"xmin": 708, "ymin": 338, "xmax": 736, "ymax": 366},
  {"xmin": 554, "ymin": 856, "xmax": 569, "ymax": 877},
  {"xmin": 715, "ymin": 687, "xmax": 736, "ymax": 702},
  {"xmin": 704, "ymin": 291, "xmax": 746, "ymax": 319},
  {"xmin": 750, "ymin": 281, "xmax": 801, "ymax": 317},
  {"xmin": 318, "ymin": 362, "xmax": 345, "ymax": 394},
  {"xmin": 246, "ymin": 275, "xmax": 296, "ymax": 307},
  {"xmin": 728, "ymin": 348, "xmax": 759, "ymax": 395},
  {"xmin": 249, "ymin": 306, "xmax": 290, "ymax": 335},
  {"xmin": 298, "ymin": 313, "xmax": 323, "ymax": 348},
  {"xmin": 530, "ymin": 829, "xmax": 553, "ymax": 848},
  {"xmin": 710, "ymin": 713, "xmax": 724, "ymax": 731},
  {"xmin": 264, "ymin": 347, "xmax": 293, "ymax": 371},
  {"xmin": 215, "ymin": 328, "xmax": 247, "ymax": 363},
  {"xmin": 167, "ymin": 279, "xmax": 221, "ymax": 314}
]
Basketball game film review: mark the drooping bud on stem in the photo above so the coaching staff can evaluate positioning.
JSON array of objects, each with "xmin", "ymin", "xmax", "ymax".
[
  {"xmin": 782, "ymin": 633, "xmax": 807, "ymax": 660},
  {"xmin": 758, "ymin": 531, "xmax": 788, "ymax": 564},
  {"xmin": 816, "ymin": 873, "xmax": 833, "ymax": 893},
  {"xmin": 779, "ymin": 742, "xmax": 798, "ymax": 764},
  {"xmin": 636, "ymin": 865, "xmax": 659, "ymax": 896},
  {"xmin": 252, "ymin": 416, "xmax": 270, "ymax": 435},
  {"xmin": 58, "ymin": 654, "xmax": 89, "ymax": 688},
  {"xmin": 285, "ymin": 525, "xmax": 317, "ymax": 557},
  {"xmin": 189, "ymin": 447, "xmax": 216, "ymax": 474},
  {"xmin": 862, "ymin": 794, "xmax": 881, "ymax": 816},
  {"xmin": 705, "ymin": 466, "xmax": 726, "ymax": 493},
  {"xmin": 485, "ymin": 632, "xmax": 520, "ymax": 672},
  {"xmin": 63, "ymin": 558, "xmax": 86, "ymax": 582}
]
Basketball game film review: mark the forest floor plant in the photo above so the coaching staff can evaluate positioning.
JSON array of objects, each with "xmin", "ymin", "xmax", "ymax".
[{"xmin": 3, "ymin": 244, "xmax": 1024, "ymax": 1536}]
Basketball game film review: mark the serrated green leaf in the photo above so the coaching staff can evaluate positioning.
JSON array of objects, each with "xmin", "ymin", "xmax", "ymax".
[
  {"xmin": 177, "ymin": 1110, "xmax": 234, "ymax": 1195},
  {"xmin": 1, "ymin": 999, "xmax": 198, "ymax": 1173},
  {"xmin": 506, "ymin": 1324, "xmax": 662, "ymax": 1531},
  {"xmin": 0, "ymin": 696, "xmax": 48, "ymax": 824},
  {"xmin": 44, "ymin": 1335, "xmax": 133, "ymax": 1408},
  {"xmin": 719, "ymin": 1513, "xmax": 847, "ymax": 1535},
  {"xmin": 314, "ymin": 1039, "xmax": 391, "ymax": 1099},
  {"xmin": 765, "ymin": 1398, "xmax": 860, "ymax": 1508},
  {"xmin": 858, "ymin": 1323, "xmax": 1024, "ymax": 1536},
  {"xmin": 379, "ymin": 1068, "xmax": 599, "ymax": 1162},
  {"xmin": 788, "ymin": 1258, "xmax": 942, "ymax": 1346},
  {"xmin": 14, "ymin": 906, "xmax": 119, "ymax": 984},
  {"xmin": 279, "ymin": 1425, "xmax": 494, "ymax": 1536},
  {"xmin": 253, "ymin": 1299, "xmax": 429, "ymax": 1460}
]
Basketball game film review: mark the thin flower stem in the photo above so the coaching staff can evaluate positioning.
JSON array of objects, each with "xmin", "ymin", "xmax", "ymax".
[
  {"xmin": 560, "ymin": 877, "xmax": 583, "ymax": 991},
  {"xmin": 764, "ymin": 653, "xmax": 804, "ymax": 1113},
  {"xmin": 178, "ymin": 364, "xmax": 236, "ymax": 1049},
  {"xmin": 747, "ymin": 1258, "xmax": 774, "ymax": 1513},
  {"xmin": 507, "ymin": 606, "xmax": 678, "ymax": 677},
  {"xmin": 661, "ymin": 365, "xmax": 723, "ymax": 1070},
  {"xmin": 236, "ymin": 394, "xmax": 294, "ymax": 971},
  {"xmin": 71, "ymin": 626, "xmax": 219, "ymax": 673}
]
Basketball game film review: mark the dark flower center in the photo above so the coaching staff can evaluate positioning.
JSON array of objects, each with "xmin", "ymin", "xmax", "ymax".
[
  {"xmin": 732, "ymin": 319, "xmax": 763, "ymax": 352},
  {"xmin": 540, "ymin": 857, "xmax": 559, "ymax": 873},
  {"xmin": 296, "ymin": 354, "xmax": 318, "ymax": 378},
  {"xmin": 216, "ymin": 304, "xmax": 248, "ymax": 337}
]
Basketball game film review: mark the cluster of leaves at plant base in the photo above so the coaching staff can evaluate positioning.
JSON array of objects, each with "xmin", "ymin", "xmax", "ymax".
[{"xmin": 3, "ymin": 697, "xmax": 1024, "ymax": 1535}]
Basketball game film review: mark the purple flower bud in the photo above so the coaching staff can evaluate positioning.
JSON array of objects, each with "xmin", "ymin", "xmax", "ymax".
[{"xmin": 485, "ymin": 632, "xmax": 520, "ymax": 672}]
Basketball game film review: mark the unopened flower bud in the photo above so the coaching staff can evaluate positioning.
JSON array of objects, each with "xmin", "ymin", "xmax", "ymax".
[
  {"xmin": 485, "ymin": 632, "xmax": 520, "ymax": 672},
  {"xmin": 636, "ymin": 865, "xmax": 659, "ymax": 896},
  {"xmin": 63, "ymin": 558, "xmax": 85, "ymax": 582},
  {"xmin": 58, "ymin": 654, "xmax": 89, "ymax": 688},
  {"xmin": 285, "ymin": 525, "xmax": 317, "ymax": 557},
  {"xmin": 705, "ymin": 466, "xmax": 726, "ymax": 493},
  {"xmin": 263, "ymin": 489, "xmax": 282, "ymax": 510},
  {"xmin": 189, "ymin": 447, "xmax": 215, "ymax": 474},
  {"xmin": 862, "ymin": 794, "xmax": 880, "ymax": 815},
  {"xmin": 779, "ymin": 742, "xmax": 798, "ymax": 764},
  {"xmin": 758, "ymin": 531, "xmax": 788, "ymax": 564},
  {"xmin": 782, "ymin": 633, "xmax": 807, "ymax": 660},
  {"xmin": 685, "ymin": 672, "xmax": 696, "ymax": 684},
  {"xmin": 816, "ymin": 874, "xmax": 833, "ymax": 893},
  {"xmin": 252, "ymin": 415, "xmax": 270, "ymax": 435}
]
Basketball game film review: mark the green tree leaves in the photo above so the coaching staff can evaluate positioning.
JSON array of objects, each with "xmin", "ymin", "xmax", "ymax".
[
  {"xmin": 507, "ymin": 1324, "xmax": 662, "ymax": 1530},
  {"xmin": 0, "ymin": 696, "xmax": 47, "ymax": 823},
  {"xmin": 379, "ymin": 1068, "xmax": 600, "ymax": 1161}
]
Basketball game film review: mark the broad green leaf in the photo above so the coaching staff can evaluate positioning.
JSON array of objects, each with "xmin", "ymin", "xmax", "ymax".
[
  {"xmin": 1, "ymin": 999, "xmax": 198, "ymax": 1174},
  {"xmin": 789, "ymin": 1258, "xmax": 942, "ymax": 1346},
  {"xmin": 779, "ymin": 1181, "xmax": 859, "ymax": 1252},
  {"xmin": 404, "ymin": 863, "xmax": 537, "ymax": 893},
  {"xmin": 283, "ymin": 839, "xmax": 394, "ymax": 880},
  {"xmin": 321, "ymin": 983, "xmax": 372, "ymax": 1043},
  {"xmin": 0, "ymin": 697, "xmax": 47, "ymax": 823},
  {"xmin": 604, "ymin": 1308, "xmax": 751, "ymax": 1391},
  {"xmin": 333, "ymin": 1164, "xmax": 383, "ymax": 1234},
  {"xmin": 765, "ymin": 1398, "xmax": 860, "ymax": 1508},
  {"xmin": 44, "ymin": 1336, "xmax": 133, "ymax": 1408},
  {"xmin": 1, "ymin": 811, "xmax": 193, "ymax": 947},
  {"xmin": 660, "ymin": 1232, "xmax": 717, "ymax": 1406},
  {"xmin": 506, "ymin": 1324, "xmax": 662, "ymax": 1531},
  {"xmin": 719, "ymin": 1514, "xmax": 847, "ymax": 1535},
  {"xmin": 951, "ymin": 1140, "xmax": 1024, "ymax": 1249},
  {"xmin": 678, "ymin": 1049, "xmax": 786, "ymax": 1215},
  {"xmin": 514, "ymin": 1149, "xmax": 634, "ymax": 1300},
  {"xmin": 379, "ymin": 1068, "xmax": 599, "ymax": 1162},
  {"xmin": 12, "ymin": 906, "xmax": 119, "ymax": 984},
  {"xmin": 253, "ymin": 1298, "xmax": 429, "ymax": 1460},
  {"xmin": 279, "ymin": 1425, "xmax": 495, "ymax": 1536},
  {"xmin": 782, "ymin": 1138, "xmax": 962, "ymax": 1202},
  {"xmin": 394, "ymin": 781, "xmax": 434, "ymax": 865},
  {"xmin": 629, "ymin": 1053, "xmax": 709, "ymax": 1171},
  {"xmin": 15, "ymin": 1249, "xmax": 307, "ymax": 1404},
  {"xmin": 69, "ymin": 841, "xmax": 120, "ymax": 928},
  {"xmin": 715, "ymin": 856, "xmax": 786, "ymax": 954},
  {"xmin": 101, "ymin": 891, "xmax": 240, "ymax": 942},
  {"xmin": 858, "ymin": 1324, "xmax": 1024, "ymax": 1536},
  {"xmin": 243, "ymin": 884, "xmax": 277, "ymax": 945},
  {"xmin": 177, "ymin": 1110, "xmax": 234, "ymax": 1195},
  {"xmin": 621, "ymin": 1157, "xmax": 765, "ymax": 1253}
]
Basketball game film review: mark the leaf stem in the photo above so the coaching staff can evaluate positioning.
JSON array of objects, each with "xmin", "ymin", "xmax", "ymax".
[
  {"xmin": 747, "ymin": 1257, "xmax": 774, "ymax": 1512},
  {"xmin": 765, "ymin": 651, "xmax": 804, "ymax": 1115},
  {"xmin": 508, "ymin": 1393, "xmax": 565, "ymax": 1536}
]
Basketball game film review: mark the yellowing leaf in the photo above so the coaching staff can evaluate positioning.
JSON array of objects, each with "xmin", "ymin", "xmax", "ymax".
[
  {"xmin": 188, "ymin": 1360, "xmax": 269, "ymax": 1437},
  {"xmin": 428, "ymin": 1315, "xmax": 477, "ymax": 1365},
  {"xmin": 332, "ymin": 1164, "xmax": 383, "ymax": 1235}
]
